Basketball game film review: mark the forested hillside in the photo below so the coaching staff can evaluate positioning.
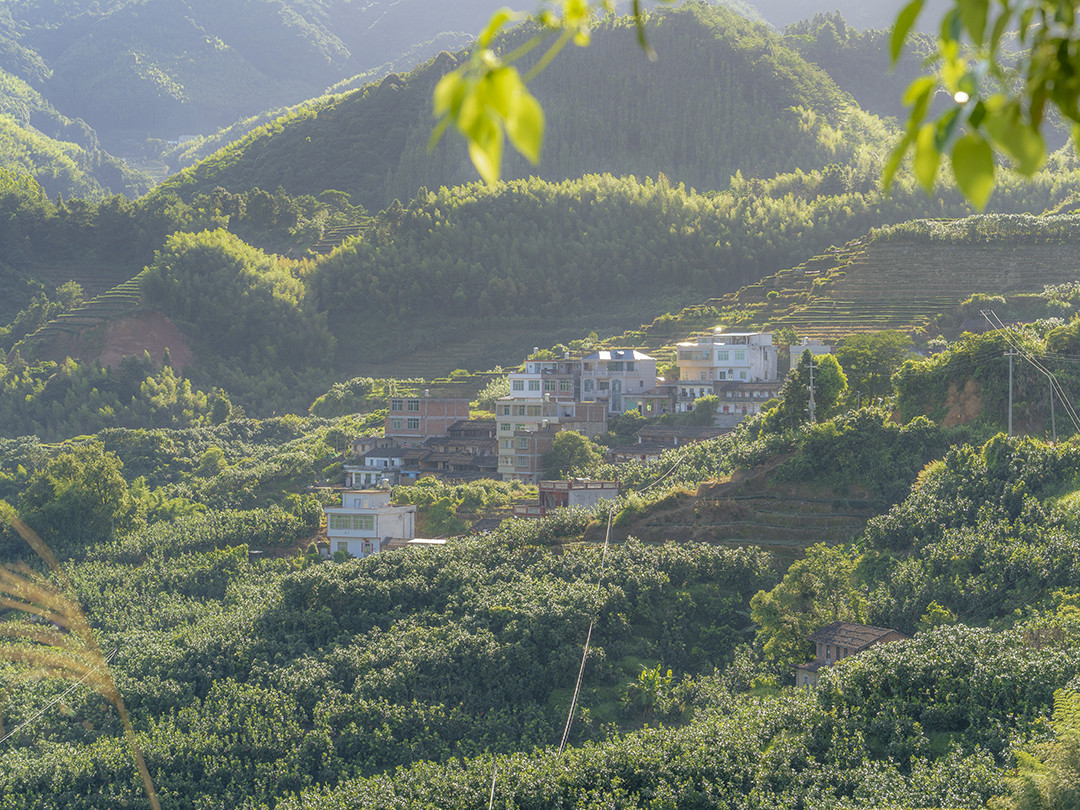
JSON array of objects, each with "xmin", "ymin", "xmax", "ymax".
[
  {"xmin": 158, "ymin": 4, "xmax": 895, "ymax": 212},
  {"xmin": 2, "ymin": 402, "xmax": 1080, "ymax": 807},
  {"xmin": 0, "ymin": 66, "xmax": 150, "ymax": 198}
]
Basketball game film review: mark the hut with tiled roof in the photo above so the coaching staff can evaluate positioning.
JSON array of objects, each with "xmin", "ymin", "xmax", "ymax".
[{"xmin": 796, "ymin": 621, "xmax": 906, "ymax": 687}]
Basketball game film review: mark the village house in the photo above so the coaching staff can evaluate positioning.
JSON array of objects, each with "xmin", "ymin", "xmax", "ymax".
[
  {"xmin": 796, "ymin": 621, "xmax": 907, "ymax": 687},
  {"xmin": 713, "ymin": 380, "xmax": 783, "ymax": 427},
  {"xmin": 622, "ymin": 383, "xmax": 677, "ymax": 417},
  {"xmin": 514, "ymin": 479, "xmax": 621, "ymax": 518},
  {"xmin": 385, "ymin": 395, "xmax": 470, "ymax": 443},
  {"xmin": 676, "ymin": 330, "xmax": 779, "ymax": 412},
  {"xmin": 496, "ymin": 400, "xmax": 608, "ymax": 481},
  {"xmin": 324, "ymin": 489, "xmax": 417, "ymax": 559},
  {"xmin": 578, "ymin": 349, "xmax": 658, "ymax": 414},
  {"xmin": 345, "ymin": 446, "xmax": 406, "ymax": 488}
]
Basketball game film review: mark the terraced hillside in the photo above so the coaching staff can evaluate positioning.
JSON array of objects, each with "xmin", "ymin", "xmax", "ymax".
[
  {"xmin": 699, "ymin": 215, "xmax": 1080, "ymax": 341},
  {"xmin": 588, "ymin": 460, "xmax": 881, "ymax": 569},
  {"xmin": 15, "ymin": 271, "xmax": 146, "ymax": 357}
]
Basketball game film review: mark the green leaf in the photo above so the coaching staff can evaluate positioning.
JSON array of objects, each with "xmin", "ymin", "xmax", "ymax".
[
  {"xmin": 478, "ymin": 8, "xmax": 522, "ymax": 47},
  {"xmin": 891, "ymin": 0, "xmax": 925, "ymax": 64},
  {"xmin": 882, "ymin": 131, "xmax": 914, "ymax": 192},
  {"xmin": 934, "ymin": 107, "xmax": 961, "ymax": 151},
  {"xmin": 432, "ymin": 71, "xmax": 464, "ymax": 116},
  {"xmin": 984, "ymin": 108, "xmax": 1046, "ymax": 175},
  {"xmin": 988, "ymin": 7, "xmax": 1012, "ymax": 51},
  {"xmin": 957, "ymin": 0, "xmax": 988, "ymax": 46},
  {"xmin": 914, "ymin": 123, "xmax": 941, "ymax": 189},
  {"xmin": 902, "ymin": 75, "xmax": 936, "ymax": 107},
  {"xmin": 467, "ymin": 118, "xmax": 503, "ymax": 186},
  {"xmin": 904, "ymin": 76, "xmax": 936, "ymax": 128},
  {"xmin": 484, "ymin": 66, "xmax": 520, "ymax": 119},
  {"xmin": 952, "ymin": 133, "xmax": 995, "ymax": 209},
  {"xmin": 505, "ymin": 89, "xmax": 544, "ymax": 164}
]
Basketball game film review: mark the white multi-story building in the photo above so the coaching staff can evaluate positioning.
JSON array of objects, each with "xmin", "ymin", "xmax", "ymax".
[
  {"xmin": 676, "ymin": 331, "xmax": 778, "ymax": 411},
  {"xmin": 579, "ymin": 349, "xmax": 657, "ymax": 414},
  {"xmin": 324, "ymin": 490, "xmax": 416, "ymax": 559},
  {"xmin": 506, "ymin": 356, "xmax": 578, "ymax": 402}
]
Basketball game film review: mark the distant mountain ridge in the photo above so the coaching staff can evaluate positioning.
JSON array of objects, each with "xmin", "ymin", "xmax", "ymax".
[{"xmin": 158, "ymin": 3, "xmax": 894, "ymax": 212}]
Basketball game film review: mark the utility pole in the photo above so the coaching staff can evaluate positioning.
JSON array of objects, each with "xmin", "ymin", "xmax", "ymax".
[
  {"xmin": 808, "ymin": 358, "xmax": 817, "ymax": 423},
  {"xmin": 1050, "ymin": 381, "xmax": 1058, "ymax": 444},
  {"xmin": 1006, "ymin": 348, "xmax": 1016, "ymax": 438}
]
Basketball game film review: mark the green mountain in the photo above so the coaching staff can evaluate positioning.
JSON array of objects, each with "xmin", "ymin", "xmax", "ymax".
[
  {"xmin": 0, "ymin": 66, "xmax": 151, "ymax": 198},
  {"xmin": 157, "ymin": 3, "xmax": 897, "ymax": 212}
]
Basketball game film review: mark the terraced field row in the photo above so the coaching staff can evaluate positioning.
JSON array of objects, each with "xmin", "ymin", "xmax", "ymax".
[
  {"xmin": 311, "ymin": 223, "xmax": 371, "ymax": 255},
  {"xmin": 16, "ymin": 272, "xmax": 146, "ymax": 355},
  {"xmin": 696, "ymin": 227, "xmax": 1080, "ymax": 341},
  {"xmin": 26, "ymin": 263, "xmax": 139, "ymax": 300}
]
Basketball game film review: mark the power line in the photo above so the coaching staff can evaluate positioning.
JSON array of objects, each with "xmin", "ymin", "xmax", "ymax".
[
  {"xmin": 558, "ymin": 508, "xmax": 614, "ymax": 755},
  {"xmin": 0, "ymin": 648, "xmax": 118, "ymax": 747},
  {"xmin": 981, "ymin": 311, "xmax": 1080, "ymax": 434}
]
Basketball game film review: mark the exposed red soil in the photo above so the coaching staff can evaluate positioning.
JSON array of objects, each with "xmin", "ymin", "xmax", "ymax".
[
  {"xmin": 942, "ymin": 379, "xmax": 982, "ymax": 427},
  {"xmin": 98, "ymin": 311, "xmax": 194, "ymax": 370}
]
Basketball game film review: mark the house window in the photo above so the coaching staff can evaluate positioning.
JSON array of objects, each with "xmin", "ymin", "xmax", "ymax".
[
  {"xmin": 528, "ymin": 379, "xmax": 540, "ymax": 391},
  {"xmin": 363, "ymin": 541, "xmax": 374, "ymax": 554},
  {"xmin": 560, "ymin": 380, "xmax": 572, "ymax": 392},
  {"xmin": 584, "ymin": 379, "xmax": 594, "ymax": 392},
  {"xmin": 626, "ymin": 361, "xmax": 635, "ymax": 371},
  {"xmin": 735, "ymin": 350, "xmax": 746, "ymax": 361},
  {"xmin": 512, "ymin": 380, "xmax": 524, "ymax": 391},
  {"xmin": 499, "ymin": 422, "xmax": 511, "ymax": 432},
  {"xmin": 391, "ymin": 418, "xmax": 403, "ymax": 430},
  {"xmin": 739, "ymin": 371, "xmax": 747, "ymax": 380},
  {"xmin": 329, "ymin": 515, "xmax": 376, "ymax": 531},
  {"xmin": 516, "ymin": 455, "xmax": 529, "ymax": 467},
  {"xmin": 407, "ymin": 400, "xmax": 420, "ymax": 411},
  {"xmin": 599, "ymin": 381, "xmax": 609, "ymax": 391},
  {"xmin": 500, "ymin": 438, "xmax": 513, "ymax": 449},
  {"xmin": 500, "ymin": 456, "xmax": 514, "ymax": 467},
  {"xmin": 517, "ymin": 438, "xmax": 529, "ymax": 449},
  {"xmin": 527, "ymin": 405, "xmax": 541, "ymax": 416},
  {"xmin": 336, "ymin": 542, "xmax": 348, "ymax": 553},
  {"xmin": 501, "ymin": 404, "xmax": 511, "ymax": 415},
  {"xmin": 544, "ymin": 380, "xmax": 556, "ymax": 391},
  {"xmin": 718, "ymin": 351, "xmax": 729, "ymax": 361},
  {"xmin": 390, "ymin": 399, "xmax": 404, "ymax": 411},
  {"xmin": 607, "ymin": 361, "xmax": 623, "ymax": 372},
  {"xmin": 407, "ymin": 418, "xmax": 420, "ymax": 430},
  {"xmin": 515, "ymin": 424, "xmax": 526, "ymax": 431}
]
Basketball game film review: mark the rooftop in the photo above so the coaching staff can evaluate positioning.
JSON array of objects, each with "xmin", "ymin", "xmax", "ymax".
[{"xmin": 807, "ymin": 622, "xmax": 905, "ymax": 650}]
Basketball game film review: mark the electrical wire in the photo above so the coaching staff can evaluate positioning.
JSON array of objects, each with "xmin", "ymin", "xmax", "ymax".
[
  {"xmin": 558, "ymin": 507, "xmax": 613, "ymax": 755},
  {"xmin": 0, "ymin": 648, "xmax": 118, "ymax": 747},
  {"xmin": 981, "ymin": 310, "xmax": 1080, "ymax": 433}
]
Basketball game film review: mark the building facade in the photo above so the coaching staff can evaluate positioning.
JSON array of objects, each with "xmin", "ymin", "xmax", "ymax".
[
  {"xmin": 795, "ymin": 622, "xmax": 907, "ymax": 687},
  {"xmin": 514, "ymin": 479, "xmax": 620, "ymax": 517},
  {"xmin": 496, "ymin": 401, "xmax": 608, "ymax": 481},
  {"xmin": 324, "ymin": 489, "xmax": 417, "ymax": 559},
  {"xmin": 676, "ymin": 331, "xmax": 779, "ymax": 414},
  {"xmin": 385, "ymin": 396, "xmax": 470, "ymax": 442},
  {"xmin": 579, "ymin": 349, "xmax": 658, "ymax": 414}
]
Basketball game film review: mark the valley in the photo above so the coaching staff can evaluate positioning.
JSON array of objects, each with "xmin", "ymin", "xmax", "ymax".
[{"xmin": 1, "ymin": 2, "xmax": 1080, "ymax": 809}]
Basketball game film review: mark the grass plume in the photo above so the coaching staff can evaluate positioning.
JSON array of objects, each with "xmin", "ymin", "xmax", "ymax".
[{"xmin": 0, "ymin": 510, "xmax": 160, "ymax": 810}]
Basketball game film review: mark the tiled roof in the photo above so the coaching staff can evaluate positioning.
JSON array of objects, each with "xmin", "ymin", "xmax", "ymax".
[{"xmin": 807, "ymin": 622, "xmax": 905, "ymax": 650}]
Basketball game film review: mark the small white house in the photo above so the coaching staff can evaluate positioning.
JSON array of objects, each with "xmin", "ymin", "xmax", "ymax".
[{"xmin": 324, "ymin": 490, "xmax": 416, "ymax": 559}]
